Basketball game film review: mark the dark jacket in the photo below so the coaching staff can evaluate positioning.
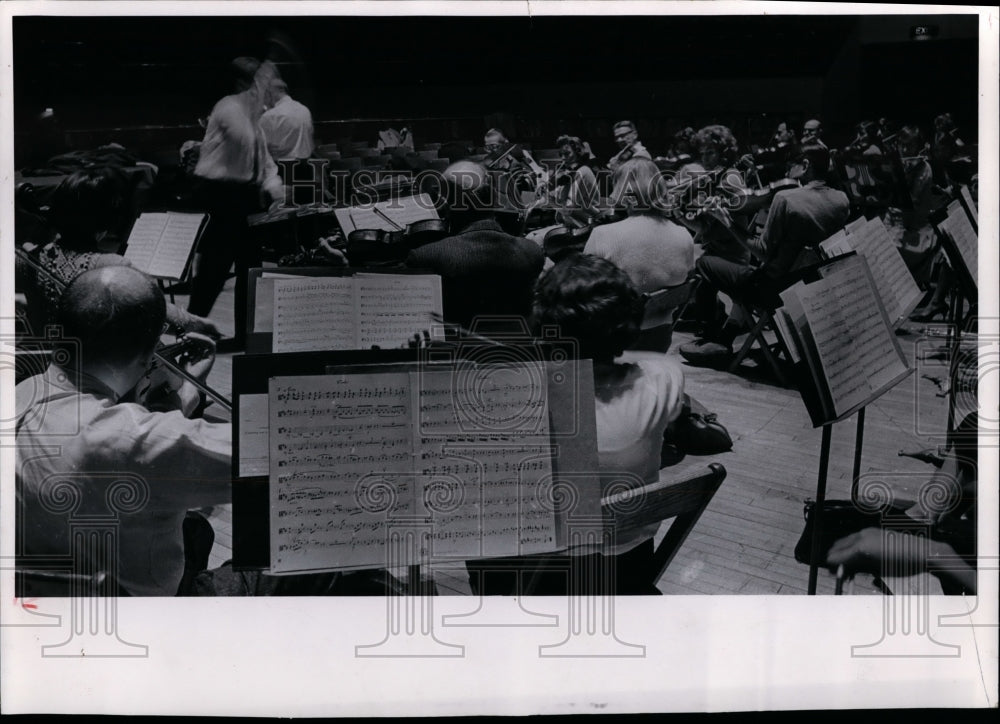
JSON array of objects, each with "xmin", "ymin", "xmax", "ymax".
[{"xmin": 406, "ymin": 218, "xmax": 545, "ymax": 331}]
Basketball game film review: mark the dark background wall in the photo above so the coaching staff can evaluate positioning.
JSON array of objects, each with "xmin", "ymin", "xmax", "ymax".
[{"xmin": 12, "ymin": 13, "xmax": 979, "ymax": 164}]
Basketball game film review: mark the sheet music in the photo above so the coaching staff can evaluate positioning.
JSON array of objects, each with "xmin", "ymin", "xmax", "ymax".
[
  {"xmin": 355, "ymin": 273, "xmax": 444, "ymax": 349},
  {"xmin": 848, "ymin": 217, "xmax": 923, "ymax": 327},
  {"xmin": 414, "ymin": 365, "xmax": 555, "ymax": 559},
  {"xmin": 941, "ymin": 200, "xmax": 978, "ymax": 284},
  {"xmin": 269, "ymin": 372, "xmax": 417, "ymax": 572},
  {"xmin": 959, "ymin": 184, "xmax": 978, "ymax": 223},
  {"xmin": 146, "ymin": 212, "xmax": 204, "ymax": 279},
  {"xmin": 845, "ymin": 216, "xmax": 867, "ymax": 234},
  {"xmin": 818, "ymin": 229, "xmax": 852, "ymax": 259},
  {"xmin": 334, "ymin": 193, "xmax": 438, "ymax": 234},
  {"xmin": 779, "ymin": 284, "xmax": 831, "ymax": 418},
  {"xmin": 799, "ymin": 256, "xmax": 908, "ymax": 417},
  {"xmin": 238, "ymin": 394, "xmax": 270, "ymax": 477},
  {"xmin": 272, "ymin": 277, "xmax": 358, "ymax": 352},
  {"xmin": 252, "ymin": 272, "xmax": 303, "ymax": 334},
  {"xmin": 771, "ymin": 308, "xmax": 802, "ymax": 365},
  {"xmin": 123, "ymin": 212, "xmax": 168, "ymax": 274}
]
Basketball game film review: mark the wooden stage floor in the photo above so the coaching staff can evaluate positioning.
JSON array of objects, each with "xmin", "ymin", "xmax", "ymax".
[{"xmin": 189, "ymin": 273, "xmax": 959, "ymax": 596}]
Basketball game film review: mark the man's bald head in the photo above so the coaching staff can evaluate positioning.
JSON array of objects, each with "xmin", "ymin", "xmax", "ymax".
[
  {"xmin": 57, "ymin": 266, "xmax": 166, "ymax": 369},
  {"xmin": 441, "ymin": 160, "xmax": 494, "ymax": 215},
  {"xmin": 802, "ymin": 119, "xmax": 823, "ymax": 143}
]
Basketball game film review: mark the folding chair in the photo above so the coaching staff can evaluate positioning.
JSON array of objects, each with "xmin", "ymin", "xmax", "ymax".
[
  {"xmin": 476, "ymin": 463, "xmax": 727, "ymax": 596},
  {"xmin": 669, "ymin": 274, "xmax": 703, "ymax": 332},
  {"xmin": 631, "ymin": 279, "xmax": 697, "ymax": 353},
  {"xmin": 727, "ymin": 301, "xmax": 789, "ymax": 385},
  {"xmin": 603, "ymin": 463, "xmax": 727, "ymax": 587}
]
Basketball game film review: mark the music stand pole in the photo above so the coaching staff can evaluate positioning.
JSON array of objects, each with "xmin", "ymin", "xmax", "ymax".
[
  {"xmin": 808, "ymin": 424, "xmax": 834, "ymax": 594},
  {"xmin": 850, "ymin": 407, "xmax": 867, "ymax": 503}
]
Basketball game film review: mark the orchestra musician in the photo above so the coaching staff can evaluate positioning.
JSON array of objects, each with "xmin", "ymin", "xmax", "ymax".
[
  {"xmin": 891, "ymin": 125, "xmax": 938, "ymax": 284},
  {"xmin": 607, "ymin": 120, "xmax": 652, "ymax": 172},
  {"xmin": 930, "ymin": 112, "xmax": 971, "ymax": 190},
  {"xmin": 584, "ymin": 158, "xmax": 694, "ymax": 294},
  {"xmin": 680, "ymin": 124, "xmax": 753, "ymax": 339},
  {"xmin": 583, "ymin": 158, "xmax": 695, "ymax": 352},
  {"xmin": 483, "ymin": 127, "xmax": 546, "ymax": 209},
  {"xmin": 550, "ymin": 134, "xmax": 600, "ymax": 227},
  {"xmin": 801, "ymin": 118, "xmax": 827, "ymax": 149},
  {"xmin": 16, "ymin": 266, "xmax": 229, "ymax": 596},
  {"xmin": 260, "ymin": 77, "xmax": 315, "ymax": 162},
  {"xmin": 770, "ymin": 122, "xmax": 796, "ymax": 147},
  {"xmin": 405, "ymin": 160, "xmax": 545, "ymax": 334},
  {"xmin": 679, "ymin": 143, "xmax": 849, "ymax": 367},
  {"xmin": 466, "ymin": 254, "xmax": 687, "ymax": 595},
  {"xmin": 847, "ymin": 120, "xmax": 884, "ymax": 156}
]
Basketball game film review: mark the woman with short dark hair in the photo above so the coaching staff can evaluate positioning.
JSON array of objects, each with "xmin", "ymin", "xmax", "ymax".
[
  {"xmin": 467, "ymin": 254, "xmax": 686, "ymax": 595},
  {"xmin": 551, "ymin": 134, "xmax": 599, "ymax": 227}
]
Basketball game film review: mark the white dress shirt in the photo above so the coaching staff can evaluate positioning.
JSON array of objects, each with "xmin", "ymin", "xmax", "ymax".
[
  {"xmin": 16, "ymin": 365, "xmax": 232, "ymax": 596},
  {"xmin": 260, "ymin": 94, "xmax": 316, "ymax": 161}
]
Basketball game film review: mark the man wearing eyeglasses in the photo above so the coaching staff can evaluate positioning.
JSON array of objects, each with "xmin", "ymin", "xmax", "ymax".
[
  {"xmin": 608, "ymin": 120, "xmax": 652, "ymax": 173},
  {"xmin": 801, "ymin": 119, "xmax": 827, "ymax": 149}
]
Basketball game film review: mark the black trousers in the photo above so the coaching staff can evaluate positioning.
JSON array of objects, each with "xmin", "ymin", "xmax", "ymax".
[
  {"xmin": 464, "ymin": 538, "xmax": 659, "ymax": 596},
  {"xmin": 187, "ymin": 179, "xmax": 264, "ymax": 343},
  {"xmin": 695, "ymin": 255, "xmax": 783, "ymax": 337},
  {"xmin": 694, "ymin": 254, "xmax": 756, "ymax": 338}
]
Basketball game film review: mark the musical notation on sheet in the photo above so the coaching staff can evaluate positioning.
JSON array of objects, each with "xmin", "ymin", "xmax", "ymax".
[
  {"xmin": 267, "ymin": 364, "xmax": 558, "ymax": 573},
  {"xmin": 847, "ymin": 217, "xmax": 923, "ymax": 327},
  {"xmin": 270, "ymin": 274, "xmax": 443, "ymax": 353},
  {"xmin": 123, "ymin": 212, "xmax": 205, "ymax": 280},
  {"xmin": 940, "ymin": 200, "xmax": 978, "ymax": 284},
  {"xmin": 800, "ymin": 255, "xmax": 909, "ymax": 417}
]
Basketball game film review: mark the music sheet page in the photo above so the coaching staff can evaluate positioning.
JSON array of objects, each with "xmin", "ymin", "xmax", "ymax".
[
  {"xmin": 818, "ymin": 229, "xmax": 852, "ymax": 259},
  {"xmin": 237, "ymin": 393, "xmax": 270, "ymax": 477},
  {"xmin": 354, "ymin": 273, "xmax": 443, "ymax": 349},
  {"xmin": 146, "ymin": 212, "xmax": 204, "ymax": 279},
  {"xmin": 122, "ymin": 212, "xmax": 168, "ymax": 275},
  {"xmin": 268, "ymin": 372, "xmax": 416, "ymax": 573},
  {"xmin": 800, "ymin": 257, "xmax": 908, "ymax": 417},
  {"xmin": 414, "ymin": 365, "xmax": 555, "ymax": 559},
  {"xmin": 272, "ymin": 276, "xmax": 358, "ymax": 352},
  {"xmin": 252, "ymin": 272, "xmax": 304, "ymax": 334},
  {"xmin": 849, "ymin": 217, "xmax": 923, "ymax": 326},
  {"xmin": 942, "ymin": 200, "xmax": 978, "ymax": 283},
  {"xmin": 334, "ymin": 193, "xmax": 438, "ymax": 234}
]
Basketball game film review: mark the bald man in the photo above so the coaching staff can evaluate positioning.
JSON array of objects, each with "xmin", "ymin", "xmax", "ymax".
[
  {"xmin": 15, "ymin": 266, "xmax": 231, "ymax": 596},
  {"xmin": 405, "ymin": 161, "xmax": 544, "ymax": 332},
  {"xmin": 801, "ymin": 119, "xmax": 827, "ymax": 149}
]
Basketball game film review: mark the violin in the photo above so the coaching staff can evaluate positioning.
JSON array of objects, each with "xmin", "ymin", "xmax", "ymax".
[
  {"xmin": 345, "ymin": 217, "xmax": 449, "ymax": 265},
  {"xmin": 131, "ymin": 335, "xmax": 219, "ymax": 412},
  {"xmin": 728, "ymin": 177, "xmax": 801, "ymax": 216},
  {"xmin": 542, "ymin": 224, "xmax": 592, "ymax": 262},
  {"xmin": 609, "ymin": 141, "xmax": 640, "ymax": 169}
]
